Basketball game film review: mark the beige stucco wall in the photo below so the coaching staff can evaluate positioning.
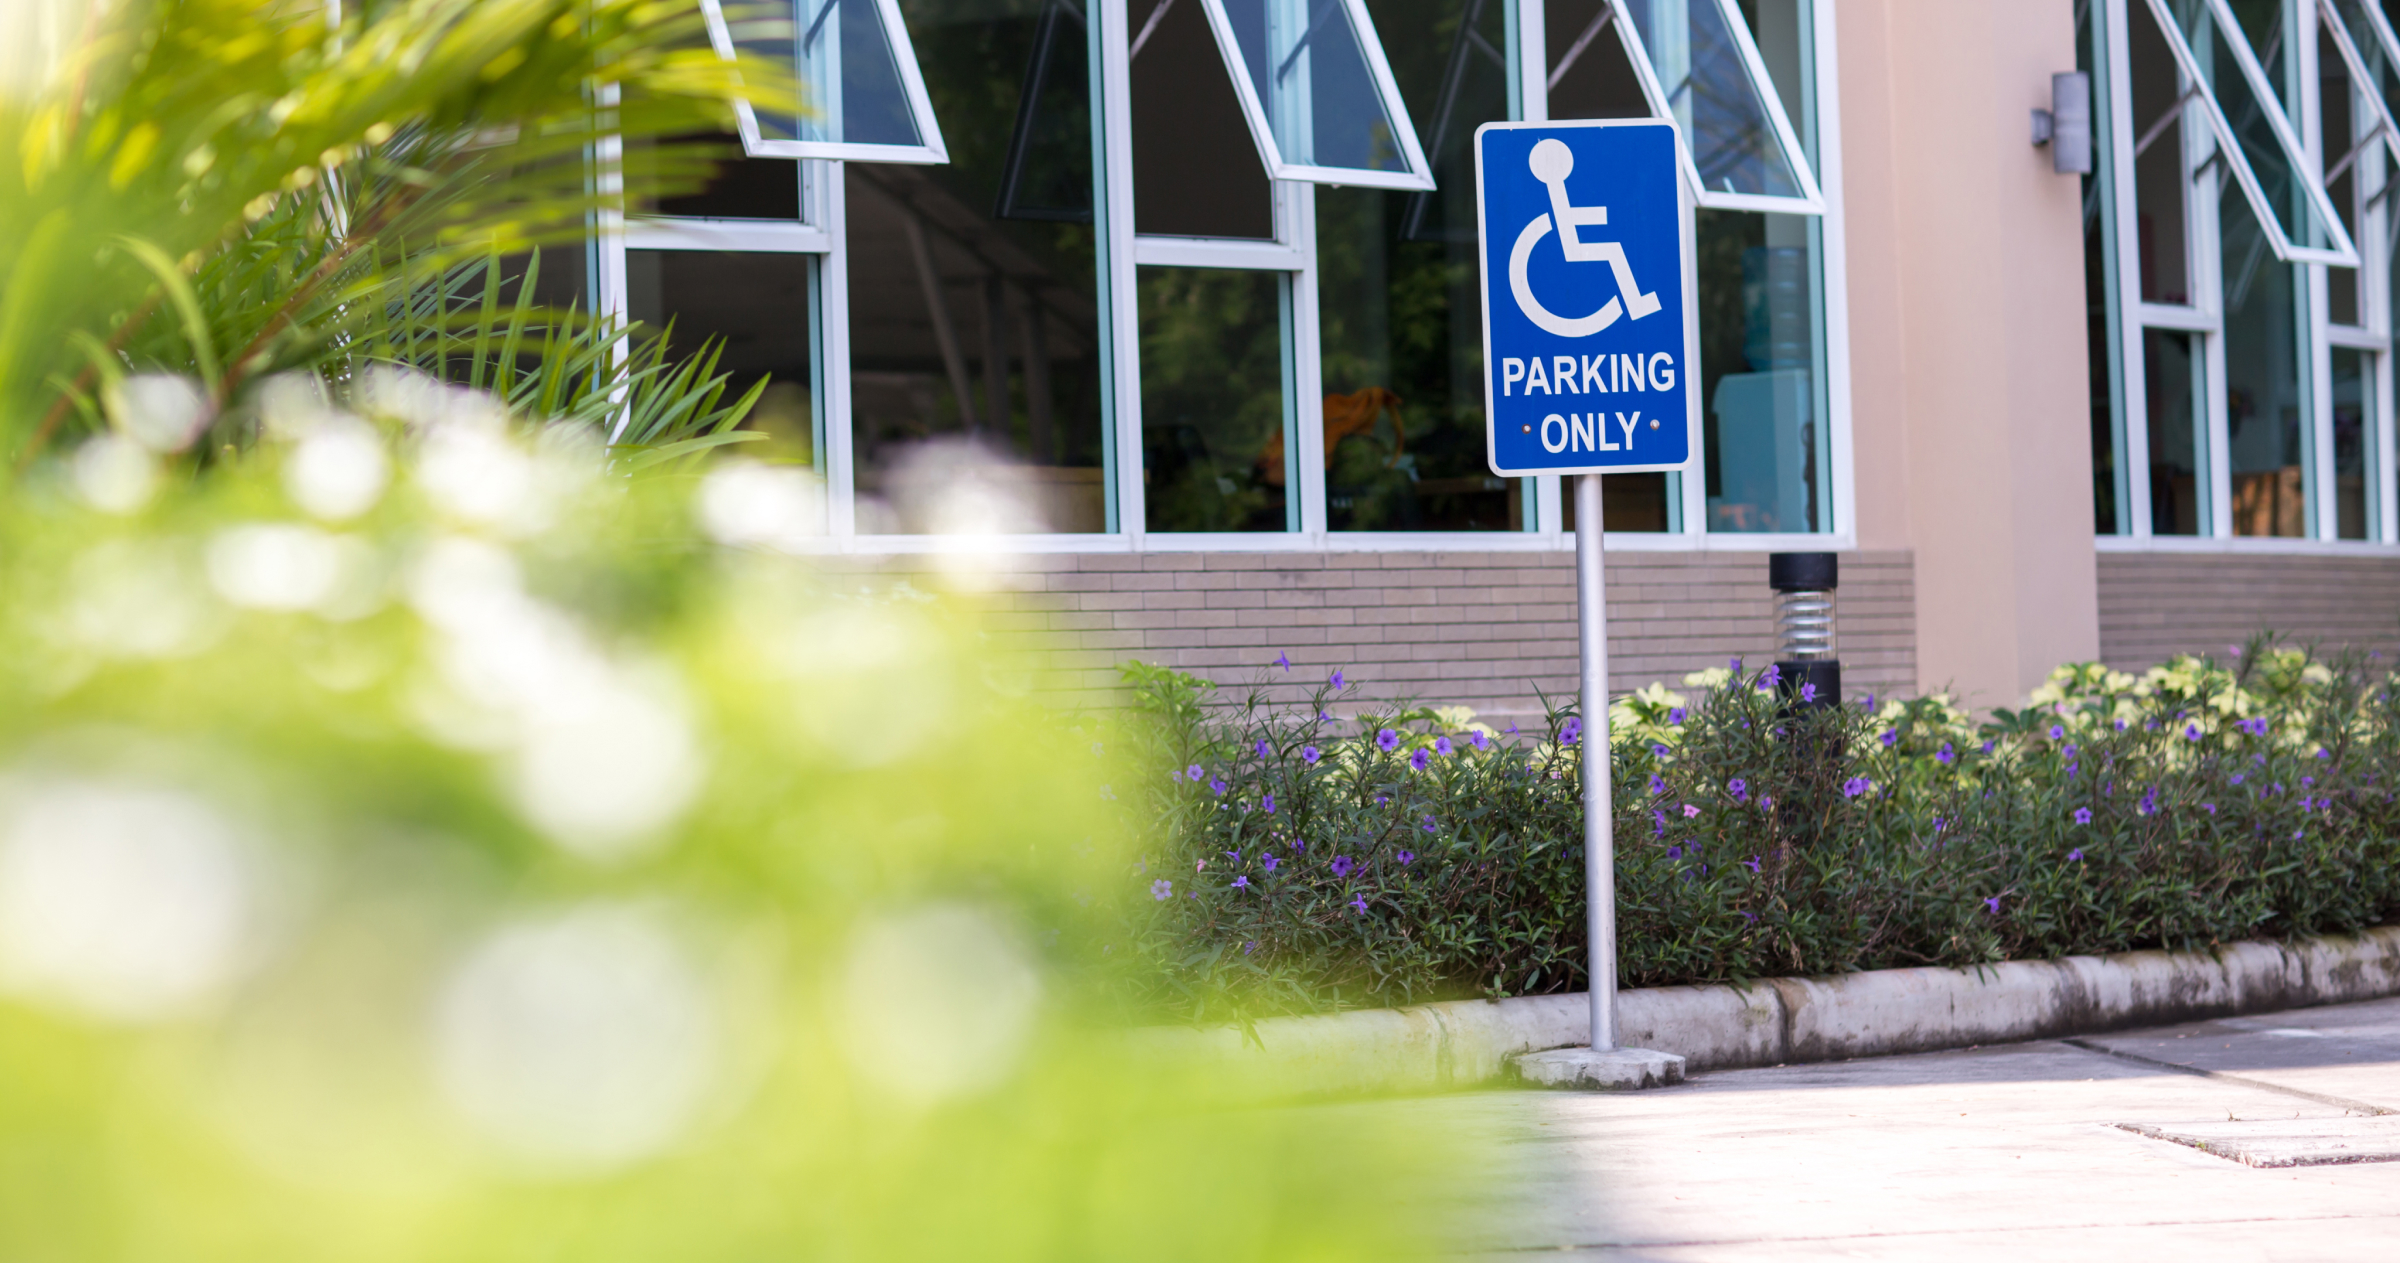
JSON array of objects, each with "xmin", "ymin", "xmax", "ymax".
[{"xmin": 1836, "ymin": 0, "xmax": 2100, "ymax": 708}]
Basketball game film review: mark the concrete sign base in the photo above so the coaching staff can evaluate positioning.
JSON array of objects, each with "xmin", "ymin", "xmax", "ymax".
[{"xmin": 1512, "ymin": 1046, "xmax": 1686, "ymax": 1091}]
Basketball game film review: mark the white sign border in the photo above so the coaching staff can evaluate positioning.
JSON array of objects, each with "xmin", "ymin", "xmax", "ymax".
[{"xmin": 1474, "ymin": 118, "xmax": 1700, "ymax": 480}]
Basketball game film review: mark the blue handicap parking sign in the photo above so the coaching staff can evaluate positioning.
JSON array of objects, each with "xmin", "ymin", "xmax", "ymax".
[{"xmin": 1475, "ymin": 120, "xmax": 1695, "ymax": 478}]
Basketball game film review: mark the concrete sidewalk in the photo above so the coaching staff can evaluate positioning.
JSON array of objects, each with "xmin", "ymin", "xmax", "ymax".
[{"xmin": 1377, "ymin": 994, "xmax": 2400, "ymax": 1260}]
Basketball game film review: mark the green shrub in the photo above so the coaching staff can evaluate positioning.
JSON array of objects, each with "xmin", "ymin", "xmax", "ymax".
[{"xmin": 1115, "ymin": 643, "xmax": 2400, "ymax": 1022}]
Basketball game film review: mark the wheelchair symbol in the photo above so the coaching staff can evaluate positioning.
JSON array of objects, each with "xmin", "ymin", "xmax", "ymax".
[{"xmin": 1508, "ymin": 139, "xmax": 1663, "ymax": 338}]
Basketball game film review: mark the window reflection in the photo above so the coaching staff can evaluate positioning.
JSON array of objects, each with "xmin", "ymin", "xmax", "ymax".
[
  {"xmin": 848, "ymin": 0, "xmax": 1106, "ymax": 534},
  {"xmin": 2144, "ymin": 327, "xmax": 2203, "ymax": 535},
  {"xmin": 2333, "ymin": 347, "xmax": 2373, "ymax": 540},
  {"xmin": 1129, "ymin": 0, "xmax": 1274, "ymax": 238},
  {"xmin": 626, "ymin": 250, "xmax": 818, "ymax": 464},
  {"xmin": 1139, "ymin": 267, "xmax": 1291, "ymax": 532},
  {"xmin": 2220, "ymin": 191, "xmax": 2306, "ymax": 538},
  {"xmin": 2129, "ymin": 0, "xmax": 2190, "ymax": 304},
  {"xmin": 1318, "ymin": 0, "xmax": 1520, "ymax": 531}
]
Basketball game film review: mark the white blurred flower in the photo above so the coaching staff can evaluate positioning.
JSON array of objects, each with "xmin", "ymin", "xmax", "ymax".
[
  {"xmin": 838, "ymin": 904, "xmax": 1041, "ymax": 1105},
  {"xmin": 699, "ymin": 461, "xmax": 824, "ymax": 552},
  {"xmin": 356, "ymin": 365, "xmax": 507, "ymax": 435},
  {"xmin": 437, "ymin": 905, "xmax": 717, "ymax": 1171},
  {"xmin": 417, "ymin": 423, "xmax": 536, "ymax": 530},
  {"xmin": 70, "ymin": 434, "xmax": 157, "ymax": 514},
  {"xmin": 285, "ymin": 419, "xmax": 389, "ymax": 521},
  {"xmin": 0, "ymin": 777, "xmax": 257, "ymax": 1022},
  {"xmin": 65, "ymin": 539, "xmax": 225, "ymax": 658},
  {"xmin": 106, "ymin": 373, "xmax": 213, "ymax": 453},
  {"xmin": 407, "ymin": 537, "xmax": 702, "ymax": 860},
  {"xmin": 207, "ymin": 523, "xmax": 343, "ymax": 611},
  {"xmin": 255, "ymin": 373, "xmax": 339, "ymax": 441}
]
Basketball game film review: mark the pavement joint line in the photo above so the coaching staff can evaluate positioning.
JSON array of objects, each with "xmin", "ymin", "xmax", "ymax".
[
  {"xmin": 1471, "ymin": 1211, "xmax": 2400, "ymax": 1253},
  {"xmin": 2059, "ymin": 1036, "xmax": 2398, "ymax": 1116}
]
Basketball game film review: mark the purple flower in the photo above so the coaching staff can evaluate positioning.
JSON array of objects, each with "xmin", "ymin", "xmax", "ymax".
[
  {"xmin": 1760, "ymin": 664, "xmax": 1782, "ymax": 689},
  {"xmin": 1330, "ymin": 669, "xmax": 1347, "ymax": 690},
  {"xmin": 1742, "ymin": 855, "xmax": 1761, "ymax": 874},
  {"xmin": 2049, "ymin": 725, "xmax": 2066, "ymax": 740},
  {"xmin": 1420, "ymin": 816, "xmax": 1436, "ymax": 833},
  {"xmin": 1435, "ymin": 736, "xmax": 1454, "ymax": 756},
  {"xmin": 1349, "ymin": 895, "xmax": 1369, "ymax": 914},
  {"xmin": 1398, "ymin": 850, "xmax": 1416, "ymax": 865},
  {"xmin": 1468, "ymin": 731, "xmax": 1490, "ymax": 750},
  {"xmin": 1254, "ymin": 739, "xmax": 1271, "ymax": 758},
  {"xmin": 1761, "ymin": 795, "xmax": 1774, "ymax": 810},
  {"xmin": 2184, "ymin": 723, "xmax": 2203, "ymax": 741},
  {"xmin": 1983, "ymin": 896, "xmax": 2002, "ymax": 914},
  {"xmin": 2229, "ymin": 643, "xmax": 2243, "ymax": 658},
  {"xmin": 2115, "ymin": 719, "xmax": 2128, "ymax": 732},
  {"xmin": 1741, "ymin": 910, "xmax": 1758, "ymax": 924},
  {"xmin": 1150, "ymin": 879, "xmax": 1173, "ymax": 900},
  {"xmin": 2318, "ymin": 748, "xmax": 2334, "ymax": 760},
  {"xmin": 1728, "ymin": 777, "xmax": 1748, "ymax": 802},
  {"xmin": 1648, "ymin": 773, "xmax": 1668, "ymax": 795},
  {"xmin": 1232, "ymin": 875, "xmax": 1250, "ymax": 890},
  {"xmin": 1302, "ymin": 745, "xmax": 1321, "ymax": 764},
  {"xmin": 1932, "ymin": 817, "xmax": 1947, "ymax": 833},
  {"xmin": 1936, "ymin": 743, "xmax": 1955, "ymax": 765},
  {"xmin": 1274, "ymin": 652, "xmax": 1292, "ymax": 671},
  {"xmin": 1666, "ymin": 845, "xmax": 1683, "ymax": 859},
  {"xmin": 1981, "ymin": 740, "xmax": 1995, "ymax": 754},
  {"xmin": 1668, "ymin": 707, "xmax": 1687, "ymax": 725},
  {"xmin": 2073, "ymin": 807, "xmax": 2091, "ymax": 825},
  {"xmin": 1863, "ymin": 692, "xmax": 1877, "ymax": 710},
  {"xmin": 1376, "ymin": 728, "xmax": 1400, "ymax": 752},
  {"xmin": 2231, "ymin": 773, "xmax": 2246, "ymax": 785},
  {"xmin": 2067, "ymin": 848, "xmax": 2084, "ymax": 863},
  {"xmin": 1730, "ymin": 657, "xmax": 1743, "ymax": 672},
  {"xmin": 1842, "ymin": 777, "xmax": 1873, "ymax": 799},
  {"xmin": 2137, "ymin": 786, "xmax": 2158, "ymax": 817},
  {"xmin": 1243, "ymin": 940, "xmax": 1257, "ymax": 954},
  {"xmin": 2201, "ymin": 802, "xmax": 2217, "ymax": 814},
  {"xmin": 1262, "ymin": 793, "xmax": 1277, "ymax": 814},
  {"xmin": 1330, "ymin": 855, "xmax": 1355, "ymax": 878},
  {"xmin": 1186, "ymin": 764, "xmax": 1205, "ymax": 782},
  {"xmin": 2302, "ymin": 776, "xmax": 2315, "ymax": 788},
  {"xmin": 1651, "ymin": 808, "xmax": 1667, "ymax": 836},
  {"xmin": 1652, "ymin": 742, "xmax": 1670, "ymax": 758},
  {"xmin": 2272, "ymin": 782, "xmax": 2285, "ymax": 796},
  {"xmin": 2062, "ymin": 744, "xmax": 2078, "ymax": 760},
  {"xmin": 1263, "ymin": 854, "xmax": 1279, "ymax": 872},
  {"xmin": 1560, "ymin": 717, "xmax": 1583, "ymax": 746},
  {"xmin": 2065, "ymin": 762, "xmax": 2078, "ymax": 777},
  {"xmin": 1800, "ymin": 683, "xmax": 1817, "ymax": 704},
  {"xmin": 1225, "ymin": 849, "xmax": 1241, "ymax": 862},
  {"xmin": 1409, "ymin": 748, "xmax": 1431, "ymax": 771},
  {"xmin": 1373, "ymin": 795, "xmax": 1388, "ymax": 806},
  {"xmin": 1682, "ymin": 803, "xmax": 1701, "ymax": 818},
  {"xmin": 1209, "ymin": 777, "xmax": 1228, "ymax": 795},
  {"xmin": 1506, "ymin": 722, "xmax": 1520, "ymax": 735},
  {"xmin": 1881, "ymin": 729, "xmax": 1899, "ymax": 748}
]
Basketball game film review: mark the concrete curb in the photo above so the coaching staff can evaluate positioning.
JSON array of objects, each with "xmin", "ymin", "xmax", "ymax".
[{"xmin": 1133, "ymin": 927, "xmax": 2400, "ymax": 1099}]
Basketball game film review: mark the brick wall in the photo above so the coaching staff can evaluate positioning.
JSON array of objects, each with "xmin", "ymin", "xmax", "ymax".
[
  {"xmin": 2096, "ymin": 549, "xmax": 2400, "ymax": 670},
  {"xmin": 827, "ymin": 548, "xmax": 1918, "ymax": 720}
]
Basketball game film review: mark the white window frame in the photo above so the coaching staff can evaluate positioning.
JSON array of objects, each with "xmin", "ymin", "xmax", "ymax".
[
  {"xmin": 698, "ymin": 0, "xmax": 951, "ymax": 164},
  {"xmin": 2094, "ymin": 0, "xmax": 2400, "ymax": 553},
  {"xmin": 1189, "ymin": 0, "xmax": 1439, "ymax": 191},
  {"xmin": 600, "ymin": 0, "xmax": 1851, "ymax": 554}
]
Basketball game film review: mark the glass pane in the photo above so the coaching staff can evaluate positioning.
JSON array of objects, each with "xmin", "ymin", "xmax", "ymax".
[
  {"xmin": 1131, "ymin": 0, "xmax": 1274, "ymax": 237},
  {"xmin": 2220, "ymin": 187, "xmax": 2307, "ymax": 538},
  {"xmin": 747, "ymin": 0, "xmax": 925, "ymax": 149},
  {"xmin": 2130, "ymin": 0, "xmax": 2192, "ymax": 303},
  {"xmin": 2335, "ymin": 0, "xmax": 2400, "ymax": 123},
  {"xmin": 2161, "ymin": 0, "xmax": 2345, "ymax": 256},
  {"xmin": 1624, "ymin": 0, "xmax": 1805, "ymax": 199},
  {"xmin": 1546, "ymin": 0, "xmax": 1656, "ymax": 121},
  {"xmin": 1561, "ymin": 473, "xmax": 1675, "ymax": 530},
  {"xmin": 2143, "ymin": 328, "xmax": 2203, "ymax": 534},
  {"xmin": 997, "ymin": 0, "xmax": 1095, "ymax": 224},
  {"xmin": 846, "ymin": 2, "xmax": 1106, "ymax": 535},
  {"xmin": 2333, "ymin": 347, "xmax": 2373, "ymax": 539},
  {"xmin": 2084, "ymin": 1, "xmax": 2121, "ymax": 535},
  {"xmin": 1699, "ymin": 208, "xmax": 1821, "ymax": 532},
  {"xmin": 1219, "ymin": 0, "xmax": 1414, "ymax": 174},
  {"xmin": 2321, "ymin": 28, "xmax": 2363, "ymax": 325},
  {"xmin": 1138, "ymin": 267, "xmax": 1291, "ymax": 532},
  {"xmin": 1319, "ymin": 0, "xmax": 1521, "ymax": 531},
  {"xmin": 626, "ymin": 250, "xmax": 818, "ymax": 464}
]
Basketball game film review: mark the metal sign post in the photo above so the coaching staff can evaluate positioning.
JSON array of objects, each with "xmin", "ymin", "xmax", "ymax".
[{"xmin": 1474, "ymin": 119, "xmax": 1693, "ymax": 1089}]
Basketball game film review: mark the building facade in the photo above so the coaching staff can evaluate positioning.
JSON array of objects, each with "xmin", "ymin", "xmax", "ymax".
[{"xmin": 598, "ymin": 0, "xmax": 2400, "ymax": 717}]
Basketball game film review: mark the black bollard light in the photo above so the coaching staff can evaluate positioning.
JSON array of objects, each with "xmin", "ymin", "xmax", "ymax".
[{"xmin": 1769, "ymin": 552, "xmax": 1839, "ymax": 709}]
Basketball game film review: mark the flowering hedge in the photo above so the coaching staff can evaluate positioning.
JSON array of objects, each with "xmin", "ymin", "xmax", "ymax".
[{"xmin": 1112, "ymin": 642, "xmax": 2400, "ymax": 1022}]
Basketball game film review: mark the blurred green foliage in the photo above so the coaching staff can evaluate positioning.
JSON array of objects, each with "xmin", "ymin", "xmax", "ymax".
[{"xmin": 1119, "ymin": 639, "xmax": 2400, "ymax": 1020}]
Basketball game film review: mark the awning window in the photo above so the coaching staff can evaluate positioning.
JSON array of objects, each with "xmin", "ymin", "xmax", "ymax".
[
  {"xmin": 1185, "ymin": 0, "xmax": 1436, "ymax": 191},
  {"xmin": 2322, "ymin": 0, "xmax": 2400, "ymax": 183},
  {"xmin": 1548, "ymin": 0, "xmax": 1823, "ymax": 215},
  {"xmin": 2145, "ymin": 0, "xmax": 2357, "ymax": 266},
  {"xmin": 699, "ymin": 0, "xmax": 949, "ymax": 164}
]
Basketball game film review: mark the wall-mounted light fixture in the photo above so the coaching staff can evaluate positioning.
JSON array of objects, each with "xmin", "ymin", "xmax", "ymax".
[{"xmin": 2032, "ymin": 71, "xmax": 2093, "ymax": 174}]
